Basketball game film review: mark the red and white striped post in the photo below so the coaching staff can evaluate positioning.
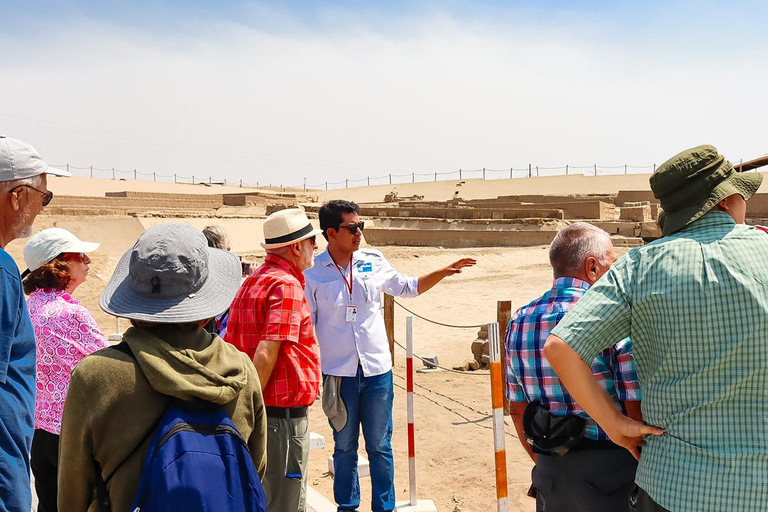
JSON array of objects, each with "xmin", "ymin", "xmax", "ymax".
[
  {"xmin": 406, "ymin": 315, "xmax": 417, "ymax": 506},
  {"xmin": 489, "ymin": 322, "xmax": 509, "ymax": 512}
]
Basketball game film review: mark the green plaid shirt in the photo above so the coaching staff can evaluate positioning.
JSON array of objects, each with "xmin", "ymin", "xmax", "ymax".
[{"xmin": 551, "ymin": 211, "xmax": 768, "ymax": 512}]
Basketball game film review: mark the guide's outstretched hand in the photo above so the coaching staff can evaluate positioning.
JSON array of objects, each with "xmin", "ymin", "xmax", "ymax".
[{"xmin": 443, "ymin": 258, "xmax": 477, "ymax": 275}]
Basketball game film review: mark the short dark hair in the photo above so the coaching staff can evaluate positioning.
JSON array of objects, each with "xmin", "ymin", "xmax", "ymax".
[
  {"xmin": 319, "ymin": 200, "xmax": 359, "ymax": 237},
  {"xmin": 23, "ymin": 258, "xmax": 71, "ymax": 294}
]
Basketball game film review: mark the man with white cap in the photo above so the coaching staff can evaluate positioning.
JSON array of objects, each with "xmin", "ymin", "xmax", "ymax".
[
  {"xmin": 226, "ymin": 208, "xmax": 322, "ymax": 512},
  {"xmin": 0, "ymin": 136, "xmax": 69, "ymax": 511}
]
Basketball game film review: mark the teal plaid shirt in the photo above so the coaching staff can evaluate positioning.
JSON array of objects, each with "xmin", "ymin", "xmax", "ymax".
[{"xmin": 552, "ymin": 211, "xmax": 768, "ymax": 512}]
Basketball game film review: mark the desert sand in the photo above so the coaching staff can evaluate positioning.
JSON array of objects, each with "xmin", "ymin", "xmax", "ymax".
[{"xmin": 6, "ymin": 172, "xmax": 657, "ymax": 511}]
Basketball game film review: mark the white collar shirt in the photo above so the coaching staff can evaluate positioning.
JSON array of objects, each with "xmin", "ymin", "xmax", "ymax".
[{"xmin": 304, "ymin": 248, "xmax": 419, "ymax": 377}]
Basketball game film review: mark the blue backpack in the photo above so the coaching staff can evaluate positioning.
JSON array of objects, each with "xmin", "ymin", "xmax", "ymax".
[{"xmin": 130, "ymin": 402, "xmax": 267, "ymax": 512}]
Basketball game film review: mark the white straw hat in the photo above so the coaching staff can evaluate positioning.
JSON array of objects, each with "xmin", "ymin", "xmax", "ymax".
[
  {"xmin": 260, "ymin": 208, "xmax": 322, "ymax": 249},
  {"xmin": 23, "ymin": 228, "xmax": 100, "ymax": 273}
]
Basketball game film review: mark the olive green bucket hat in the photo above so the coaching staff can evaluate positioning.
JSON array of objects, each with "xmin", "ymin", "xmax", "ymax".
[{"xmin": 651, "ymin": 144, "xmax": 763, "ymax": 236}]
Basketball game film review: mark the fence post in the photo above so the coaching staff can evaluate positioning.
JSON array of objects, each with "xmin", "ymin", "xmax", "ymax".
[
  {"xmin": 483, "ymin": 168, "xmax": 486, "ymax": 180},
  {"xmin": 406, "ymin": 316, "xmax": 418, "ymax": 506},
  {"xmin": 209, "ymin": 176, "xmax": 212, "ymax": 184},
  {"xmin": 192, "ymin": 175, "xmax": 195, "ymax": 184},
  {"xmin": 434, "ymin": 172, "xmax": 437, "ymax": 181},
  {"xmin": 174, "ymin": 173, "xmax": 177, "ymax": 183},
  {"xmin": 367, "ymin": 177, "xmax": 370, "ymax": 187},
  {"xmin": 489, "ymin": 322, "xmax": 509, "ymax": 512},
  {"xmin": 384, "ymin": 294, "xmax": 395, "ymax": 365},
  {"xmin": 224, "ymin": 178, "xmax": 227, "ymax": 186},
  {"xmin": 528, "ymin": 164, "xmax": 531, "ymax": 178},
  {"xmin": 389, "ymin": 174, "xmax": 392, "ymax": 184},
  {"xmin": 594, "ymin": 164, "xmax": 597, "ymax": 176},
  {"xmin": 153, "ymin": 172, "xmax": 157, "ymax": 182},
  {"xmin": 536, "ymin": 166, "xmax": 539, "ymax": 177},
  {"xmin": 66, "ymin": 163, "xmax": 70, "ymax": 175},
  {"xmin": 325, "ymin": 182, "xmax": 328, "ymax": 190},
  {"xmin": 566, "ymin": 164, "xmax": 569, "ymax": 175},
  {"xmin": 134, "ymin": 169, "xmax": 137, "ymax": 180},
  {"xmin": 239, "ymin": 179, "xmax": 243, "ymax": 187},
  {"xmin": 459, "ymin": 169, "xmax": 462, "ymax": 180},
  {"xmin": 112, "ymin": 167, "xmax": 115, "ymax": 179},
  {"xmin": 625, "ymin": 164, "xmax": 628, "ymax": 174},
  {"xmin": 653, "ymin": 163, "xmax": 656, "ymax": 172},
  {"xmin": 90, "ymin": 165, "xmax": 93, "ymax": 178},
  {"xmin": 497, "ymin": 301, "xmax": 512, "ymax": 415},
  {"xmin": 345, "ymin": 179, "xmax": 348, "ymax": 188},
  {"xmin": 412, "ymin": 172, "xmax": 415, "ymax": 183},
  {"xmin": 509, "ymin": 168, "xmax": 512, "ymax": 179}
]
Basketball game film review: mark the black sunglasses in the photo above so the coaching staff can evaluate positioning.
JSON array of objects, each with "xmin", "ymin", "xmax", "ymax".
[
  {"xmin": 335, "ymin": 222, "xmax": 365, "ymax": 234},
  {"xmin": 10, "ymin": 184, "xmax": 54, "ymax": 207}
]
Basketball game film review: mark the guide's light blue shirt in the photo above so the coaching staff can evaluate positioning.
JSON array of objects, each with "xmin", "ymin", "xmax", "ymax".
[
  {"xmin": 0, "ymin": 249, "xmax": 36, "ymax": 512},
  {"xmin": 304, "ymin": 248, "xmax": 418, "ymax": 377}
]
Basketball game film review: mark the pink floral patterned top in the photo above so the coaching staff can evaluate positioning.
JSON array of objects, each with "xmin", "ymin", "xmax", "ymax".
[{"xmin": 27, "ymin": 289, "xmax": 108, "ymax": 435}]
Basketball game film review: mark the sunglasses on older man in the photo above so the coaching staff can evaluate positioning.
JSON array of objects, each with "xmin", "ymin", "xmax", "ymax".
[
  {"xmin": 335, "ymin": 222, "xmax": 365, "ymax": 234},
  {"xmin": 10, "ymin": 184, "xmax": 54, "ymax": 207}
]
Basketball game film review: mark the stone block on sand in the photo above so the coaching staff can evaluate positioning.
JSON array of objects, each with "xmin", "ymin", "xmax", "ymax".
[{"xmin": 310, "ymin": 432, "xmax": 325, "ymax": 450}]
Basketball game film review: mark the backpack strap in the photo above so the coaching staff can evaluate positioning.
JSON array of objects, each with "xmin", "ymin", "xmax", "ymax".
[{"xmin": 93, "ymin": 341, "xmax": 159, "ymax": 511}]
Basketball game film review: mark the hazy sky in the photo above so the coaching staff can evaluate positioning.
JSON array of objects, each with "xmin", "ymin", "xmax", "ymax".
[{"xmin": 1, "ymin": 1, "xmax": 766, "ymax": 187}]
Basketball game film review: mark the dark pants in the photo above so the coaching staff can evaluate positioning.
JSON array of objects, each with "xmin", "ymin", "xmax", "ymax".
[
  {"xmin": 533, "ymin": 446, "xmax": 637, "ymax": 512},
  {"xmin": 629, "ymin": 486, "xmax": 671, "ymax": 512},
  {"xmin": 31, "ymin": 429, "xmax": 59, "ymax": 512}
]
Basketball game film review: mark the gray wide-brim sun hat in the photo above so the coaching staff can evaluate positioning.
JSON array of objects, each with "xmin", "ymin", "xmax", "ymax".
[
  {"xmin": 100, "ymin": 222, "xmax": 241, "ymax": 323},
  {"xmin": 652, "ymin": 144, "xmax": 763, "ymax": 236}
]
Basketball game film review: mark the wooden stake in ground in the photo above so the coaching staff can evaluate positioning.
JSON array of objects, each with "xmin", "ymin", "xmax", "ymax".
[{"xmin": 488, "ymin": 322, "xmax": 509, "ymax": 512}]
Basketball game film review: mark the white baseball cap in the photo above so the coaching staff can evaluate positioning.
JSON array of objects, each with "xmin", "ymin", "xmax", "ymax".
[
  {"xmin": 23, "ymin": 228, "xmax": 100, "ymax": 274},
  {"xmin": 0, "ymin": 136, "xmax": 71, "ymax": 182}
]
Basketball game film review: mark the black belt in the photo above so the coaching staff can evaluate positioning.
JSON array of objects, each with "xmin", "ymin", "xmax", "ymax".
[{"xmin": 265, "ymin": 406, "xmax": 308, "ymax": 419}]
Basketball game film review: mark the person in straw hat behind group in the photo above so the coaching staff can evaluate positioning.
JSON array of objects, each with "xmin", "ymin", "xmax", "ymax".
[
  {"xmin": 543, "ymin": 145, "xmax": 768, "ymax": 512},
  {"xmin": 22, "ymin": 227, "xmax": 107, "ymax": 512},
  {"xmin": 225, "ymin": 208, "xmax": 322, "ymax": 512},
  {"xmin": 57, "ymin": 222, "xmax": 267, "ymax": 511},
  {"xmin": 0, "ymin": 136, "xmax": 69, "ymax": 512}
]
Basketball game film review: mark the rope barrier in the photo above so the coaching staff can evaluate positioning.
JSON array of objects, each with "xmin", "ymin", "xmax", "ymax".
[
  {"xmin": 394, "ymin": 300, "xmax": 487, "ymax": 329},
  {"xmin": 393, "ymin": 339, "xmax": 489, "ymax": 376}
]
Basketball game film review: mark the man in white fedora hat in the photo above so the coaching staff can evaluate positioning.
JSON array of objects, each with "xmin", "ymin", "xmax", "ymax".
[
  {"xmin": 0, "ymin": 136, "xmax": 69, "ymax": 511},
  {"xmin": 226, "ymin": 208, "xmax": 322, "ymax": 512}
]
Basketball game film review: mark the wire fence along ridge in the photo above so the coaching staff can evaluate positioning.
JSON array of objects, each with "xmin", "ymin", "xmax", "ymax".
[{"xmin": 51, "ymin": 159, "xmax": 688, "ymax": 192}]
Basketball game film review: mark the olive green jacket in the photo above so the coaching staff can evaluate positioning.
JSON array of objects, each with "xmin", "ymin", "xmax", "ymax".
[{"xmin": 58, "ymin": 325, "xmax": 267, "ymax": 511}]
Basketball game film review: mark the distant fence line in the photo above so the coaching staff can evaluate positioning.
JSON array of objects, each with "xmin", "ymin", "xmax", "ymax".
[{"xmin": 53, "ymin": 162, "xmax": 674, "ymax": 193}]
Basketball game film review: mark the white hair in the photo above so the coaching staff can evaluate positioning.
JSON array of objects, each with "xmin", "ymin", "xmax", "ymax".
[
  {"xmin": 0, "ymin": 174, "xmax": 42, "ymax": 194},
  {"xmin": 549, "ymin": 222, "xmax": 613, "ymax": 277}
]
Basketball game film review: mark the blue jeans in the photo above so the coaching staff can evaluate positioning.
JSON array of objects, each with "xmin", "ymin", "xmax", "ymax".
[{"xmin": 328, "ymin": 367, "xmax": 394, "ymax": 512}]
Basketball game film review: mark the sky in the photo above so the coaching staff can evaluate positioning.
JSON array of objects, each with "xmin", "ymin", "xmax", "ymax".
[{"xmin": 1, "ymin": 0, "xmax": 766, "ymax": 187}]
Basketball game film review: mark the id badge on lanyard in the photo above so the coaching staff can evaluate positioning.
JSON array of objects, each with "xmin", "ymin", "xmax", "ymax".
[{"xmin": 335, "ymin": 260, "xmax": 357, "ymax": 323}]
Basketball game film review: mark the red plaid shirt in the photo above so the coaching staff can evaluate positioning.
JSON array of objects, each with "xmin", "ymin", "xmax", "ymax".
[{"xmin": 225, "ymin": 254, "xmax": 320, "ymax": 408}]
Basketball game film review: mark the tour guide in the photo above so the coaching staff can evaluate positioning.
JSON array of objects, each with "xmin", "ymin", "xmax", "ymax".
[{"xmin": 304, "ymin": 199, "xmax": 475, "ymax": 512}]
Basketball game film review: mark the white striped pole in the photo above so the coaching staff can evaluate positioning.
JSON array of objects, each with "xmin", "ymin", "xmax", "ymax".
[
  {"xmin": 406, "ymin": 315, "xmax": 417, "ymax": 506},
  {"xmin": 489, "ymin": 322, "xmax": 509, "ymax": 512}
]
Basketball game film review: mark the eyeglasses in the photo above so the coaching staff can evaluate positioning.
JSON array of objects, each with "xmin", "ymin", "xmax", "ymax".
[
  {"xmin": 335, "ymin": 222, "xmax": 365, "ymax": 234},
  {"xmin": 10, "ymin": 184, "xmax": 54, "ymax": 207},
  {"xmin": 60, "ymin": 252, "xmax": 87, "ymax": 262},
  {"xmin": 307, "ymin": 235, "xmax": 317, "ymax": 245}
]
